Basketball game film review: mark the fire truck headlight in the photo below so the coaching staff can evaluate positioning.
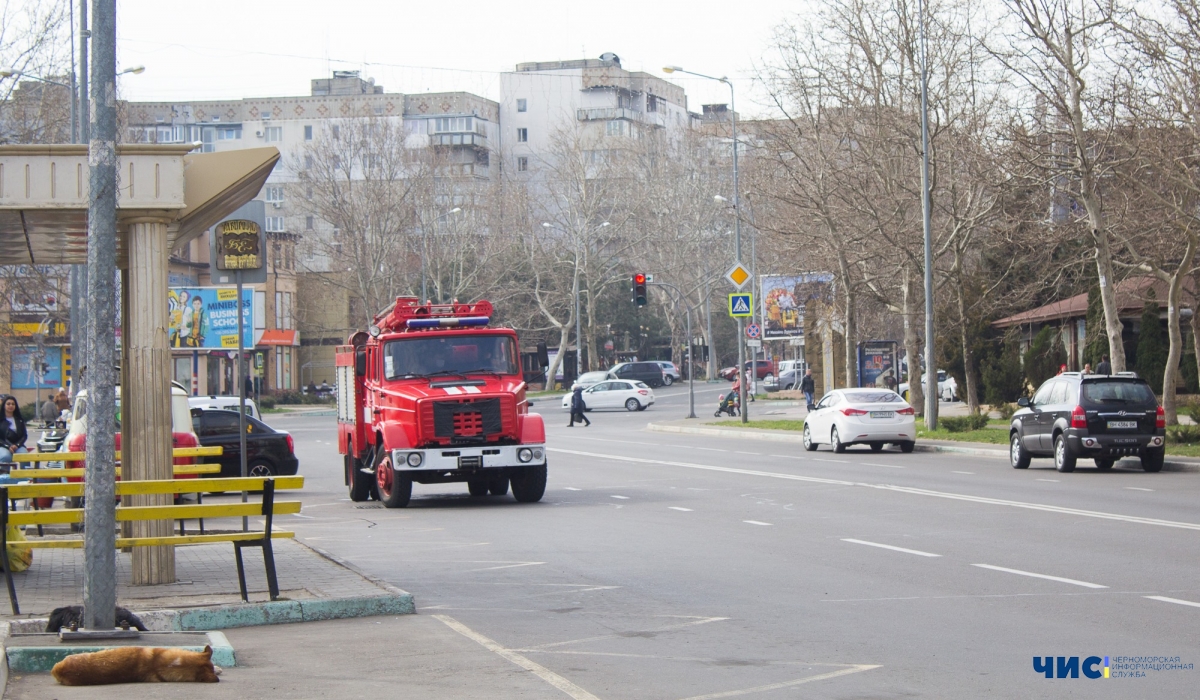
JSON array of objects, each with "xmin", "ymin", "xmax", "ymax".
[
  {"xmin": 532, "ymin": 448, "xmax": 544, "ymax": 461},
  {"xmin": 518, "ymin": 448, "xmax": 533, "ymax": 463},
  {"xmin": 406, "ymin": 452, "xmax": 424, "ymax": 467}
]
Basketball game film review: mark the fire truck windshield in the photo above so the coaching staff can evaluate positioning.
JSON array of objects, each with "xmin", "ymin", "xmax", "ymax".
[{"xmin": 384, "ymin": 335, "xmax": 519, "ymax": 380}]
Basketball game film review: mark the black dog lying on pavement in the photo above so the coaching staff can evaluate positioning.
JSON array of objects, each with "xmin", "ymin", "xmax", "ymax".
[{"xmin": 46, "ymin": 606, "xmax": 148, "ymax": 633}]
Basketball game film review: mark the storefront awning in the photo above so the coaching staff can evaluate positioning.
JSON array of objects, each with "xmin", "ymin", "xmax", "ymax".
[{"xmin": 258, "ymin": 329, "xmax": 299, "ymax": 346}]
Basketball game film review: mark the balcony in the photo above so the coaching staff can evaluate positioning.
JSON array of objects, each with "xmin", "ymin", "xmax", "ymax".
[
  {"xmin": 576, "ymin": 107, "xmax": 666, "ymax": 128},
  {"xmin": 431, "ymin": 132, "xmax": 487, "ymax": 148}
]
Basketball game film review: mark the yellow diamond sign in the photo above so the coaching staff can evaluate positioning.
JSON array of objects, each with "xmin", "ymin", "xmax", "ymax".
[{"xmin": 725, "ymin": 262, "xmax": 751, "ymax": 289}]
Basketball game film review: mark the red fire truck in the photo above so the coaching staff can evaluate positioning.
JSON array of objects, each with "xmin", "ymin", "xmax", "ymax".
[{"xmin": 336, "ymin": 297, "xmax": 548, "ymax": 508}]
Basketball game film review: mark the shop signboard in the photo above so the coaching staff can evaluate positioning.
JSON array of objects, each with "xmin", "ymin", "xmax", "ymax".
[
  {"xmin": 11, "ymin": 345, "xmax": 62, "ymax": 389},
  {"xmin": 169, "ymin": 287, "xmax": 254, "ymax": 349},
  {"xmin": 858, "ymin": 340, "xmax": 899, "ymax": 390}
]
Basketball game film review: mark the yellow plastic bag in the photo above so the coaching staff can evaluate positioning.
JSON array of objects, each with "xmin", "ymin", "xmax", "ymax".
[{"xmin": 6, "ymin": 524, "xmax": 32, "ymax": 572}]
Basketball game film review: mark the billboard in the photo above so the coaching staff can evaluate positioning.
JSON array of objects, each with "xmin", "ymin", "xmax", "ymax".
[
  {"xmin": 169, "ymin": 287, "xmax": 254, "ymax": 349},
  {"xmin": 11, "ymin": 346, "xmax": 62, "ymax": 390},
  {"xmin": 858, "ymin": 340, "xmax": 899, "ymax": 390},
  {"xmin": 759, "ymin": 273, "xmax": 835, "ymax": 340}
]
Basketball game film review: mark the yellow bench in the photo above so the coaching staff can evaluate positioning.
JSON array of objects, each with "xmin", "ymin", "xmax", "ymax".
[{"xmin": 0, "ymin": 475, "xmax": 303, "ymax": 614}]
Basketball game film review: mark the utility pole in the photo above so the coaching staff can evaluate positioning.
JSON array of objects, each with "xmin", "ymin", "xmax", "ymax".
[
  {"xmin": 71, "ymin": 0, "xmax": 90, "ymax": 396},
  {"xmin": 919, "ymin": 0, "xmax": 937, "ymax": 429},
  {"xmin": 82, "ymin": 0, "xmax": 118, "ymax": 633}
]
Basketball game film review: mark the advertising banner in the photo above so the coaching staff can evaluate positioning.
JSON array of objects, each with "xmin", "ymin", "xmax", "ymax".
[
  {"xmin": 169, "ymin": 287, "xmax": 254, "ymax": 349},
  {"xmin": 759, "ymin": 273, "xmax": 835, "ymax": 340},
  {"xmin": 858, "ymin": 340, "xmax": 899, "ymax": 390},
  {"xmin": 11, "ymin": 346, "xmax": 63, "ymax": 390}
]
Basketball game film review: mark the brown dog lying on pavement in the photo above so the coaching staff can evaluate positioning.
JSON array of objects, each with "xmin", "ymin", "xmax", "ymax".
[{"xmin": 51, "ymin": 645, "xmax": 221, "ymax": 685}]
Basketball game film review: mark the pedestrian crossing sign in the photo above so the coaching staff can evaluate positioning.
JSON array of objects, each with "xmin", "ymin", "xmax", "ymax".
[{"xmin": 728, "ymin": 293, "xmax": 753, "ymax": 318}]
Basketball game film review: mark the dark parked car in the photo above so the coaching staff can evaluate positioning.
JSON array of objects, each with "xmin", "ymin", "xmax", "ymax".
[
  {"xmin": 1008, "ymin": 372, "xmax": 1165, "ymax": 473},
  {"xmin": 191, "ymin": 409, "xmax": 299, "ymax": 479},
  {"xmin": 609, "ymin": 362, "xmax": 666, "ymax": 388}
]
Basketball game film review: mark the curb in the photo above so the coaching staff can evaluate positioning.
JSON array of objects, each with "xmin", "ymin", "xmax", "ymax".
[
  {"xmin": 4, "ymin": 630, "xmax": 235, "ymax": 673},
  {"xmin": 645, "ymin": 423, "xmax": 1200, "ymax": 471}
]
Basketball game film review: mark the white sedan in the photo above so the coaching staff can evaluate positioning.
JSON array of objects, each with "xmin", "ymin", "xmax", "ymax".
[
  {"xmin": 570, "ymin": 371, "xmax": 613, "ymax": 391},
  {"xmin": 562, "ymin": 380, "xmax": 655, "ymax": 412},
  {"xmin": 802, "ymin": 389, "xmax": 916, "ymax": 453}
]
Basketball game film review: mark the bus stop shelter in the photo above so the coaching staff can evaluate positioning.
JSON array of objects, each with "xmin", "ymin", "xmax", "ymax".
[{"xmin": 0, "ymin": 144, "xmax": 279, "ymax": 584}]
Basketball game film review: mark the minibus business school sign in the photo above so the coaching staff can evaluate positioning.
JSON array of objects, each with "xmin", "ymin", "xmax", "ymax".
[{"xmin": 214, "ymin": 219, "xmax": 264, "ymax": 271}]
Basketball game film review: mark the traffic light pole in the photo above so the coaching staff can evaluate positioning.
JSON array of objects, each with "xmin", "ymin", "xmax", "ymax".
[{"xmin": 647, "ymin": 281, "xmax": 696, "ymax": 419}]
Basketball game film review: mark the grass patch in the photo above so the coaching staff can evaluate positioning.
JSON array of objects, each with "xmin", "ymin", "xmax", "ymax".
[
  {"xmin": 526, "ymin": 390, "xmax": 565, "ymax": 399},
  {"xmin": 707, "ymin": 419, "xmax": 807, "ymax": 431}
]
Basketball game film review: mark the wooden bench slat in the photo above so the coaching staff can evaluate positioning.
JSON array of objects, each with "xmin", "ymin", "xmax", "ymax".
[
  {"xmin": 115, "ymin": 501, "xmax": 302, "ymax": 521},
  {"xmin": 7, "ymin": 509, "xmax": 82, "ymax": 526},
  {"xmin": 12, "ymin": 446, "xmax": 223, "ymax": 463},
  {"xmin": 117, "ymin": 475, "xmax": 304, "ymax": 495},
  {"xmin": 3, "ymin": 483, "xmax": 84, "ymax": 498},
  {"xmin": 8, "ymin": 531, "xmax": 297, "ymax": 548},
  {"xmin": 8, "ymin": 464, "xmax": 222, "ymax": 479}
]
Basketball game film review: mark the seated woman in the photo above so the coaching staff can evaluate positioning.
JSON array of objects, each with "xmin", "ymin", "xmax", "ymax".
[{"xmin": 0, "ymin": 394, "xmax": 29, "ymax": 464}]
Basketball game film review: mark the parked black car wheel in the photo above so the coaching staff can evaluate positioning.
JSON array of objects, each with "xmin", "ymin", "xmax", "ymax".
[
  {"xmin": 1141, "ymin": 448, "xmax": 1164, "ymax": 473},
  {"xmin": 1010, "ymin": 433, "xmax": 1030, "ymax": 469},
  {"xmin": 1054, "ymin": 434, "xmax": 1076, "ymax": 473},
  {"xmin": 248, "ymin": 460, "xmax": 275, "ymax": 478}
]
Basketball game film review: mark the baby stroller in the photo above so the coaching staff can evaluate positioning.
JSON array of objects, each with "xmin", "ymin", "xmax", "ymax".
[{"xmin": 715, "ymin": 390, "xmax": 740, "ymax": 417}]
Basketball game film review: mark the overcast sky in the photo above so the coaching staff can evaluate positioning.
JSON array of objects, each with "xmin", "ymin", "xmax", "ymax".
[{"xmin": 113, "ymin": 0, "xmax": 803, "ymax": 117}]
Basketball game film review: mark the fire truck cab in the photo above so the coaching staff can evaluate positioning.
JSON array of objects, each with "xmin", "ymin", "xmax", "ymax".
[{"xmin": 336, "ymin": 297, "xmax": 547, "ymax": 507}]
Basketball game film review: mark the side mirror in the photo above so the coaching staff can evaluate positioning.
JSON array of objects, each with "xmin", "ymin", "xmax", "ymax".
[
  {"xmin": 355, "ymin": 348, "xmax": 367, "ymax": 377},
  {"xmin": 536, "ymin": 342, "xmax": 549, "ymax": 368},
  {"xmin": 1017, "ymin": 397, "xmax": 1030, "ymax": 408}
]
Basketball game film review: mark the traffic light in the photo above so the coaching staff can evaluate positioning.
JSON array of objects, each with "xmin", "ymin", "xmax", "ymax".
[{"xmin": 633, "ymin": 273, "xmax": 647, "ymax": 306}]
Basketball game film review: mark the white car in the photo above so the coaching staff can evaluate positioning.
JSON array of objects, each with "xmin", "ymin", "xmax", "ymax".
[
  {"xmin": 654, "ymin": 362, "xmax": 682, "ymax": 386},
  {"xmin": 561, "ymin": 380, "xmax": 655, "ymax": 412},
  {"xmin": 899, "ymin": 370, "xmax": 958, "ymax": 402},
  {"xmin": 569, "ymin": 371, "xmax": 612, "ymax": 392},
  {"xmin": 188, "ymin": 395, "xmax": 261, "ymax": 420},
  {"xmin": 802, "ymin": 388, "xmax": 916, "ymax": 453}
]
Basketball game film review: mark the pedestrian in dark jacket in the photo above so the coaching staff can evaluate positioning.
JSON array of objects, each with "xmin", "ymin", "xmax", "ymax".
[
  {"xmin": 0, "ymin": 395, "xmax": 28, "ymax": 463},
  {"xmin": 800, "ymin": 369, "xmax": 816, "ymax": 411},
  {"xmin": 568, "ymin": 385, "xmax": 590, "ymax": 427},
  {"xmin": 1096, "ymin": 355, "xmax": 1112, "ymax": 375}
]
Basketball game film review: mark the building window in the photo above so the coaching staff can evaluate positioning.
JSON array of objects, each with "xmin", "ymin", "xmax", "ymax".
[
  {"xmin": 305, "ymin": 216, "xmax": 314, "ymax": 230},
  {"xmin": 331, "ymin": 125, "xmax": 340, "ymax": 140},
  {"xmin": 265, "ymin": 186, "xmax": 284, "ymax": 203},
  {"xmin": 264, "ymin": 126, "xmax": 283, "ymax": 142},
  {"xmin": 201, "ymin": 127, "xmax": 215, "ymax": 153},
  {"xmin": 516, "ymin": 128, "xmax": 528, "ymax": 142},
  {"xmin": 304, "ymin": 155, "xmax": 313, "ymax": 169},
  {"xmin": 516, "ymin": 98, "xmax": 527, "ymax": 112},
  {"xmin": 647, "ymin": 95, "xmax": 659, "ymax": 113},
  {"xmin": 218, "ymin": 126, "xmax": 242, "ymax": 140},
  {"xmin": 434, "ymin": 117, "xmax": 474, "ymax": 133},
  {"xmin": 265, "ymin": 216, "xmax": 285, "ymax": 232},
  {"xmin": 305, "ymin": 187, "xmax": 313, "ymax": 199},
  {"xmin": 606, "ymin": 120, "xmax": 625, "ymax": 136},
  {"xmin": 304, "ymin": 125, "xmax": 313, "ymax": 140},
  {"xmin": 517, "ymin": 157, "xmax": 528, "ymax": 172}
]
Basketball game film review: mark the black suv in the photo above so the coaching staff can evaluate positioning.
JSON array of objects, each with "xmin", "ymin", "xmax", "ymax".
[
  {"xmin": 609, "ymin": 362, "xmax": 666, "ymax": 388},
  {"xmin": 1009, "ymin": 372, "xmax": 1165, "ymax": 473}
]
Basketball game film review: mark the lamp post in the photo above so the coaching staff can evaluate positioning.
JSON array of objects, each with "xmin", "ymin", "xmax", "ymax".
[
  {"xmin": 664, "ymin": 65, "xmax": 747, "ymax": 422},
  {"xmin": 421, "ymin": 206, "xmax": 460, "ymax": 303},
  {"xmin": 544, "ymin": 221, "xmax": 609, "ymax": 379},
  {"xmin": 917, "ymin": 0, "xmax": 937, "ymax": 429}
]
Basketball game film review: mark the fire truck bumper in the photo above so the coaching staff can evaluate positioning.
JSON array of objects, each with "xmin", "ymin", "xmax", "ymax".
[{"xmin": 392, "ymin": 444, "xmax": 546, "ymax": 472}]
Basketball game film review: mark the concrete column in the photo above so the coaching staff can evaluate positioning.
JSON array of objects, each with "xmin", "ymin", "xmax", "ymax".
[{"xmin": 123, "ymin": 217, "xmax": 175, "ymax": 584}]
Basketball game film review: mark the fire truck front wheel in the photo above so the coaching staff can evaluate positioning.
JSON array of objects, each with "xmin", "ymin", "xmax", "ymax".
[
  {"xmin": 511, "ymin": 464, "xmax": 547, "ymax": 503},
  {"xmin": 376, "ymin": 452, "xmax": 413, "ymax": 508},
  {"xmin": 347, "ymin": 455, "xmax": 373, "ymax": 502}
]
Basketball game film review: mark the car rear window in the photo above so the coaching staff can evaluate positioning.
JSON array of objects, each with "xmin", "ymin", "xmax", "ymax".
[
  {"xmin": 844, "ymin": 391, "xmax": 902, "ymax": 403},
  {"xmin": 1082, "ymin": 381, "xmax": 1156, "ymax": 404}
]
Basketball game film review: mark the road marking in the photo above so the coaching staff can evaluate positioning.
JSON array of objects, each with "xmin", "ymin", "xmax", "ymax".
[
  {"xmin": 972, "ymin": 564, "xmax": 1107, "ymax": 589},
  {"xmin": 694, "ymin": 447, "xmax": 728, "ymax": 452},
  {"xmin": 548, "ymin": 448, "xmax": 1200, "ymax": 531},
  {"xmin": 669, "ymin": 507, "xmax": 693, "ymax": 512},
  {"xmin": 1036, "ymin": 479, "xmax": 1060, "ymax": 482},
  {"xmin": 522, "ymin": 617, "xmax": 730, "ymax": 651},
  {"xmin": 465, "ymin": 562, "xmax": 546, "ymax": 572},
  {"xmin": 1145, "ymin": 595, "xmax": 1200, "ymax": 608},
  {"xmin": 1125, "ymin": 487, "xmax": 1154, "ymax": 492},
  {"xmin": 859, "ymin": 462, "xmax": 905, "ymax": 469},
  {"xmin": 743, "ymin": 520, "xmax": 772, "ymax": 526},
  {"xmin": 812, "ymin": 458, "xmax": 847, "ymax": 464},
  {"xmin": 841, "ymin": 538, "xmax": 941, "ymax": 557},
  {"xmin": 291, "ymin": 513, "xmax": 315, "ymax": 519},
  {"xmin": 677, "ymin": 665, "xmax": 882, "ymax": 700},
  {"xmin": 771, "ymin": 454, "xmax": 805, "ymax": 459},
  {"xmin": 611, "ymin": 495, "xmax": 629, "ymax": 500},
  {"xmin": 433, "ymin": 615, "xmax": 602, "ymax": 700},
  {"xmin": 564, "ymin": 487, "xmax": 582, "ymax": 491},
  {"xmin": 951, "ymin": 471, "xmax": 975, "ymax": 475}
]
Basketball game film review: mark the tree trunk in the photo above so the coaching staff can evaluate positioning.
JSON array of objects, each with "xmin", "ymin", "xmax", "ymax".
[
  {"xmin": 544, "ymin": 323, "xmax": 572, "ymax": 391},
  {"xmin": 954, "ymin": 278, "xmax": 980, "ymax": 414},
  {"xmin": 1091, "ymin": 225, "xmax": 1128, "ymax": 373},
  {"xmin": 1162, "ymin": 237, "xmax": 1197, "ymax": 425},
  {"xmin": 902, "ymin": 268, "xmax": 925, "ymax": 416}
]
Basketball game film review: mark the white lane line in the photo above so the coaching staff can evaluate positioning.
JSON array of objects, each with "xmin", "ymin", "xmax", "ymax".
[
  {"xmin": 433, "ymin": 615, "xmax": 602, "ymax": 700},
  {"xmin": 610, "ymin": 495, "xmax": 630, "ymax": 500},
  {"xmin": 548, "ymin": 448, "xmax": 1200, "ymax": 531},
  {"xmin": 951, "ymin": 471, "xmax": 975, "ymax": 475},
  {"xmin": 812, "ymin": 458, "xmax": 848, "ymax": 464},
  {"xmin": 1145, "ymin": 595, "xmax": 1200, "ymax": 609},
  {"xmin": 841, "ymin": 538, "xmax": 941, "ymax": 557},
  {"xmin": 678, "ymin": 665, "xmax": 881, "ymax": 700},
  {"xmin": 1125, "ymin": 487, "xmax": 1154, "ymax": 492},
  {"xmin": 771, "ymin": 454, "xmax": 805, "ymax": 459},
  {"xmin": 859, "ymin": 462, "xmax": 905, "ymax": 469},
  {"xmin": 564, "ymin": 487, "xmax": 582, "ymax": 491},
  {"xmin": 743, "ymin": 520, "xmax": 772, "ymax": 526},
  {"xmin": 522, "ymin": 617, "xmax": 730, "ymax": 651},
  {"xmin": 1036, "ymin": 479, "xmax": 1060, "ymax": 483},
  {"xmin": 669, "ymin": 507, "xmax": 694, "ymax": 512},
  {"xmin": 972, "ymin": 564, "xmax": 1107, "ymax": 589},
  {"xmin": 465, "ymin": 562, "xmax": 546, "ymax": 572},
  {"xmin": 694, "ymin": 447, "xmax": 728, "ymax": 452}
]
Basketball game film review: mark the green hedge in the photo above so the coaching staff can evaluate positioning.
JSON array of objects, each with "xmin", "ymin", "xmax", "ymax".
[{"xmin": 940, "ymin": 414, "xmax": 990, "ymax": 433}]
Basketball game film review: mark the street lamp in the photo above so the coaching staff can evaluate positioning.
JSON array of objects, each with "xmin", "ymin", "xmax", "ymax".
[
  {"xmin": 421, "ymin": 207, "xmax": 461, "ymax": 303},
  {"xmin": 665, "ymin": 64, "xmax": 748, "ymax": 422},
  {"xmin": 542, "ymin": 221, "xmax": 608, "ymax": 380}
]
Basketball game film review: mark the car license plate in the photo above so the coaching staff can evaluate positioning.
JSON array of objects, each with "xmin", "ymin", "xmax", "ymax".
[
  {"xmin": 1107, "ymin": 421, "xmax": 1137, "ymax": 429},
  {"xmin": 870, "ymin": 411, "xmax": 894, "ymax": 419}
]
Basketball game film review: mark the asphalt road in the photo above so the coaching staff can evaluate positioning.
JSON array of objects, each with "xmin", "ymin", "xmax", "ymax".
[{"xmin": 260, "ymin": 385, "xmax": 1199, "ymax": 699}]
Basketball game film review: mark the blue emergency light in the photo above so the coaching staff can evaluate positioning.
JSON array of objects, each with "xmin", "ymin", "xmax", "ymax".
[{"xmin": 405, "ymin": 316, "xmax": 490, "ymax": 329}]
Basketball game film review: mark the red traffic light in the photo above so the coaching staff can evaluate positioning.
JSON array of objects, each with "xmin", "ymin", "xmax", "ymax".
[{"xmin": 634, "ymin": 273, "xmax": 646, "ymax": 284}]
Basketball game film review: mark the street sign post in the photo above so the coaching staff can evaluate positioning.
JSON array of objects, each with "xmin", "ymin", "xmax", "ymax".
[
  {"xmin": 725, "ymin": 263, "xmax": 751, "ymax": 289},
  {"xmin": 746, "ymin": 323, "xmax": 761, "ymax": 339},
  {"xmin": 728, "ymin": 293, "xmax": 753, "ymax": 318},
  {"xmin": 746, "ymin": 339, "xmax": 762, "ymax": 348}
]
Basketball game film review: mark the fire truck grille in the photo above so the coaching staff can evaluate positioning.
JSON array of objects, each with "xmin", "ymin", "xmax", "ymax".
[{"xmin": 433, "ymin": 398, "xmax": 502, "ymax": 440}]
